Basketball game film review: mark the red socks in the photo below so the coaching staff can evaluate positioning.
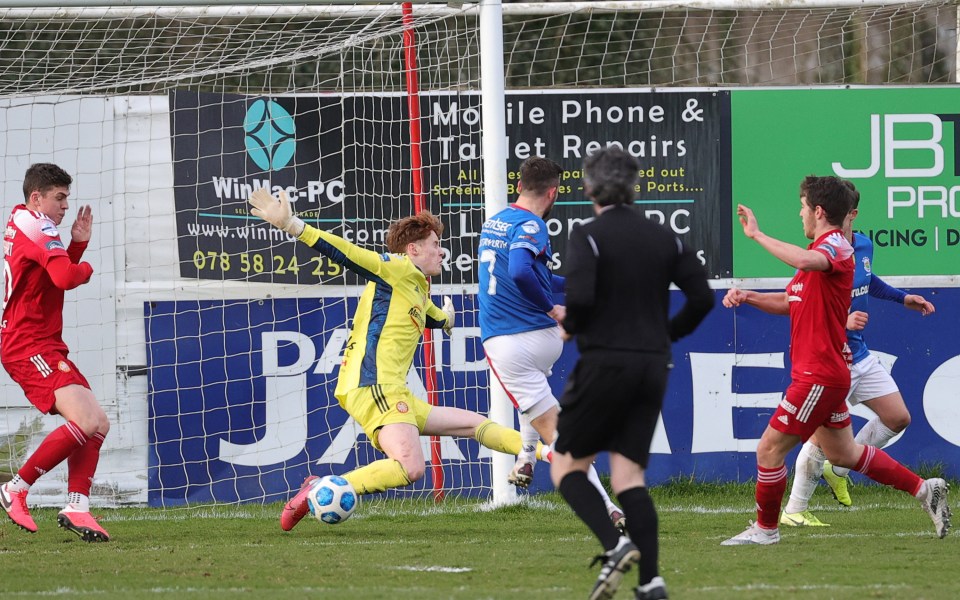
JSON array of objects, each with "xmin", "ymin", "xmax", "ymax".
[
  {"xmin": 854, "ymin": 445, "xmax": 923, "ymax": 495},
  {"xmin": 68, "ymin": 432, "xmax": 106, "ymax": 496},
  {"xmin": 18, "ymin": 421, "xmax": 88, "ymax": 485},
  {"xmin": 755, "ymin": 464, "xmax": 788, "ymax": 529}
]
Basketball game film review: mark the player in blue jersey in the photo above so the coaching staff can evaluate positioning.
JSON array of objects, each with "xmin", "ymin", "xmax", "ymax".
[
  {"xmin": 478, "ymin": 156, "xmax": 624, "ymax": 529},
  {"xmin": 723, "ymin": 189, "xmax": 937, "ymax": 527}
]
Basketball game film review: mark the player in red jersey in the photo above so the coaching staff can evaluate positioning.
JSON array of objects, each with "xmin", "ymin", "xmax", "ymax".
[
  {"xmin": 0, "ymin": 163, "xmax": 110, "ymax": 542},
  {"xmin": 721, "ymin": 176, "xmax": 950, "ymax": 545}
]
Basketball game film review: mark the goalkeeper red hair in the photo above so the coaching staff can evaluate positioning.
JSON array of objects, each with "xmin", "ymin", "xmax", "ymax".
[{"xmin": 386, "ymin": 211, "xmax": 444, "ymax": 253}]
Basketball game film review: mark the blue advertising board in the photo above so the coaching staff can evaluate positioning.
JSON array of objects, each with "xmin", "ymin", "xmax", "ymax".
[{"xmin": 146, "ymin": 289, "xmax": 960, "ymax": 506}]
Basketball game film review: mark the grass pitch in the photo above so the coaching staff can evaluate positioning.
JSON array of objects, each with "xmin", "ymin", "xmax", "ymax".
[{"xmin": 0, "ymin": 480, "xmax": 956, "ymax": 599}]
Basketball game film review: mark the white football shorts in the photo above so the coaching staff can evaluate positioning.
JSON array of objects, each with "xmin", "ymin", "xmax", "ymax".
[
  {"xmin": 846, "ymin": 353, "xmax": 899, "ymax": 407},
  {"xmin": 483, "ymin": 326, "xmax": 563, "ymax": 419}
]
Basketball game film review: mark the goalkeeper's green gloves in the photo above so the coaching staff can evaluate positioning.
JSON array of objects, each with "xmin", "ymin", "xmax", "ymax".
[
  {"xmin": 249, "ymin": 188, "xmax": 305, "ymax": 237},
  {"xmin": 441, "ymin": 296, "xmax": 455, "ymax": 335}
]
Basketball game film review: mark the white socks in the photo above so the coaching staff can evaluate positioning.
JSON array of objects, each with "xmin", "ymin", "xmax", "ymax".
[
  {"xmin": 518, "ymin": 412, "xmax": 539, "ymax": 465},
  {"xmin": 64, "ymin": 492, "xmax": 89, "ymax": 513},
  {"xmin": 832, "ymin": 418, "xmax": 899, "ymax": 478},
  {"xmin": 6, "ymin": 475, "xmax": 29, "ymax": 493},
  {"xmin": 784, "ymin": 441, "xmax": 825, "ymax": 514}
]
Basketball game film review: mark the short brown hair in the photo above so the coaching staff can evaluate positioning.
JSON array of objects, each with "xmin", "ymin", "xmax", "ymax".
[
  {"xmin": 799, "ymin": 175, "xmax": 857, "ymax": 227},
  {"xmin": 23, "ymin": 163, "xmax": 72, "ymax": 201},
  {"xmin": 386, "ymin": 210, "xmax": 444, "ymax": 253},
  {"xmin": 519, "ymin": 157, "xmax": 562, "ymax": 195}
]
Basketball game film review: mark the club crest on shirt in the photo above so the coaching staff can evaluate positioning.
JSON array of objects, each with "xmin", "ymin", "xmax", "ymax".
[
  {"xmin": 862, "ymin": 256, "xmax": 871, "ymax": 274},
  {"xmin": 58, "ymin": 361, "xmax": 71, "ymax": 372}
]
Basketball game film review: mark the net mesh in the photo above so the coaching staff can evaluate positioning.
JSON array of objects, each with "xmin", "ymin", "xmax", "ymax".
[{"xmin": 0, "ymin": 0, "xmax": 955, "ymax": 508}]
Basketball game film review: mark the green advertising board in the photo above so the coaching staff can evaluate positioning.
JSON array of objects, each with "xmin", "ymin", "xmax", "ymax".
[{"xmin": 731, "ymin": 87, "xmax": 960, "ymax": 278}]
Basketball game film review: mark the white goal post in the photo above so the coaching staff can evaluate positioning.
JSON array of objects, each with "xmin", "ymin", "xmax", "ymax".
[{"xmin": 0, "ymin": 0, "xmax": 956, "ymax": 509}]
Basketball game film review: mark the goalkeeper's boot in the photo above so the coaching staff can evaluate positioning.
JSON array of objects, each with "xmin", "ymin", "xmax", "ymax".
[
  {"xmin": 588, "ymin": 535, "xmax": 639, "ymax": 600},
  {"xmin": 918, "ymin": 478, "xmax": 951, "ymax": 539},
  {"xmin": 280, "ymin": 475, "xmax": 318, "ymax": 532},
  {"xmin": 609, "ymin": 509, "xmax": 627, "ymax": 534},
  {"xmin": 507, "ymin": 459, "xmax": 534, "ymax": 489},
  {"xmin": 57, "ymin": 509, "xmax": 110, "ymax": 542},
  {"xmin": 821, "ymin": 460, "xmax": 852, "ymax": 507},
  {"xmin": 779, "ymin": 510, "xmax": 830, "ymax": 527},
  {"xmin": 634, "ymin": 576, "xmax": 669, "ymax": 600},
  {"xmin": 0, "ymin": 484, "xmax": 37, "ymax": 533}
]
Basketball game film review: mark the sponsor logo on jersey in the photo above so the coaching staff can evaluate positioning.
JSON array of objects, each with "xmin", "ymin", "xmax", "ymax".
[
  {"xmin": 842, "ymin": 343, "xmax": 853, "ymax": 366},
  {"xmin": 482, "ymin": 218, "xmax": 510, "ymax": 233},
  {"xmin": 478, "ymin": 237, "xmax": 507, "ymax": 249},
  {"xmin": 830, "ymin": 410, "xmax": 849, "ymax": 423},
  {"xmin": 791, "ymin": 282, "xmax": 804, "ymax": 294},
  {"xmin": 4, "ymin": 226, "xmax": 15, "ymax": 239},
  {"xmin": 40, "ymin": 221, "xmax": 59, "ymax": 237},
  {"xmin": 58, "ymin": 361, "xmax": 71, "ymax": 372},
  {"xmin": 408, "ymin": 306, "xmax": 424, "ymax": 328},
  {"xmin": 45, "ymin": 239, "xmax": 65, "ymax": 251},
  {"xmin": 396, "ymin": 401, "xmax": 409, "ymax": 414},
  {"xmin": 779, "ymin": 399, "xmax": 798, "ymax": 414},
  {"xmin": 520, "ymin": 220, "xmax": 540, "ymax": 234},
  {"xmin": 518, "ymin": 234, "xmax": 539, "ymax": 245}
]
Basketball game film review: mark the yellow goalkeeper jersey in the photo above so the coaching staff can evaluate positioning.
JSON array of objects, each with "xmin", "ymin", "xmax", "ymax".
[{"xmin": 298, "ymin": 224, "xmax": 449, "ymax": 398}]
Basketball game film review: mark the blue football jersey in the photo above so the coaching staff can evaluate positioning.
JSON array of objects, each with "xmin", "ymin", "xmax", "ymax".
[
  {"xmin": 478, "ymin": 205, "xmax": 557, "ymax": 341},
  {"xmin": 848, "ymin": 232, "xmax": 874, "ymax": 365}
]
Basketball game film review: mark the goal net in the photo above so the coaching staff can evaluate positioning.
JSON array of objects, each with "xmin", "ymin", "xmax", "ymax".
[{"xmin": 0, "ymin": 0, "xmax": 955, "ymax": 508}]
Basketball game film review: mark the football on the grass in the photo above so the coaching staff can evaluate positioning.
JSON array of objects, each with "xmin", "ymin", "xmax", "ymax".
[{"xmin": 307, "ymin": 475, "xmax": 358, "ymax": 524}]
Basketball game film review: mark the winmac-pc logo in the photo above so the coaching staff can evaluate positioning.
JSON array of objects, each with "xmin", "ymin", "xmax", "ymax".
[{"xmin": 244, "ymin": 99, "xmax": 296, "ymax": 171}]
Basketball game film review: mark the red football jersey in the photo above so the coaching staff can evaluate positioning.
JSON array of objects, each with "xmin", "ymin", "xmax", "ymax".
[
  {"xmin": 1, "ymin": 205, "xmax": 88, "ymax": 362},
  {"xmin": 786, "ymin": 229, "xmax": 854, "ymax": 388}
]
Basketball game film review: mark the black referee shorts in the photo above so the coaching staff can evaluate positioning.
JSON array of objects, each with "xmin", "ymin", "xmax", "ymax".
[{"xmin": 554, "ymin": 351, "xmax": 670, "ymax": 467}]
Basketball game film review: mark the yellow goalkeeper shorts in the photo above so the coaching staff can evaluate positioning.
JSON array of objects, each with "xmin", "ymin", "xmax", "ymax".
[{"xmin": 338, "ymin": 384, "xmax": 433, "ymax": 451}]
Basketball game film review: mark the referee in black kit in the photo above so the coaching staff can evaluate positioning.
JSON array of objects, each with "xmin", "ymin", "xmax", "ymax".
[{"xmin": 551, "ymin": 147, "xmax": 714, "ymax": 600}]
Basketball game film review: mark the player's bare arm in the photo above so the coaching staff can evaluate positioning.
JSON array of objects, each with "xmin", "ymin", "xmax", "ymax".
[
  {"xmin": 723, "ymin": 287, "xmax": 789, "ymax": 315},
  {"xmin": 737, "ymin": 204, "xmax": 828, "ymax": 272}
]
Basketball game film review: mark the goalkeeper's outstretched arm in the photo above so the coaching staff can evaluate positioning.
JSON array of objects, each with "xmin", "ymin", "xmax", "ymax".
[{"xmin": 249, "ymin": 188, "xmax": 392, "ymax": 284}]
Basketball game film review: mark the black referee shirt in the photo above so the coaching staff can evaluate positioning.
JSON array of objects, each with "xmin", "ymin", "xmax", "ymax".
[{"xmin": 562, "ymin": 204, "xmax": 714, "ymax": 355}]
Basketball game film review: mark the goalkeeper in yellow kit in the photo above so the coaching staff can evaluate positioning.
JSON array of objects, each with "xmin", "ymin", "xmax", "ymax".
[{"xmin": 249, "ymin": 189, "xmax": 532, "ymax": 531}]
